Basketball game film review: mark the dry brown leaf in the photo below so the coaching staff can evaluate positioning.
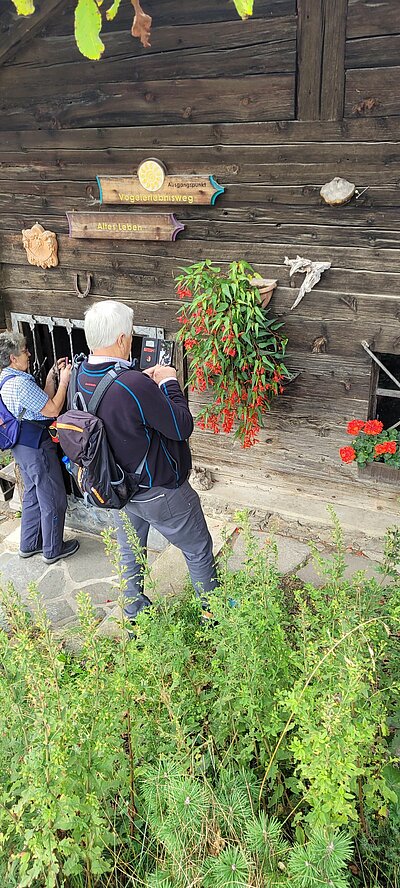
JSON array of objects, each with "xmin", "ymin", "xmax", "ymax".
[{"xmin": 131, "ymin": 0, "xmax": 152, "ymax": 47}]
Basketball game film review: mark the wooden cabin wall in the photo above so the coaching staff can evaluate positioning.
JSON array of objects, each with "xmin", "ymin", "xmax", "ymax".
[{"xmin": 0, "ymin": 0, "xmax": 399, "ymax": 492}]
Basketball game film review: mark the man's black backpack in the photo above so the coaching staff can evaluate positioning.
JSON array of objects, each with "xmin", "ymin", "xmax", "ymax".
[{"xmin": 56, "ymin": 355, "xmax": 147, "ymax": 509}]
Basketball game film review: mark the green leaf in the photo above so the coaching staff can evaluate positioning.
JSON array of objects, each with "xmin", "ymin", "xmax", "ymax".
[
  {"xmin": 10, "ymin": 0, "xmax": 34, "ymax": 12},
  {"xmin": 106, "ymin": 0, "xmax": 122, "ymax": 19},
  {"xmin": 74, "ymin": 0, "xmax": 105, "ymax": 60}
]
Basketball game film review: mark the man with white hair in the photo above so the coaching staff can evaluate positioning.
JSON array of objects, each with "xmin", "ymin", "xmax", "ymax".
[{"xmin": 78, "ymin": 300, "xmax": 218, "ymax": 623}]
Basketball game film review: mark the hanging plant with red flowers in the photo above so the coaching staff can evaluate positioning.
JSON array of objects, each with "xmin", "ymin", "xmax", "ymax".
[
  {"xmin": 175, "ymin": 260, "xmax": 290, "ymax": 448},
  {"xmin": 339, "ymin": 419, "xmax": 400, "ymax": 467}
]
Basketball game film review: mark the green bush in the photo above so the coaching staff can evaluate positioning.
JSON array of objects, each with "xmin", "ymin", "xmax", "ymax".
[{"xmin": 0, "ymin": 513, "xmax": 398, "ymax": 887}]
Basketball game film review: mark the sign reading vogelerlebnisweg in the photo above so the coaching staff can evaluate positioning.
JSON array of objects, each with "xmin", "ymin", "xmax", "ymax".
[{"xmin": 96, "ymin": 158, "xmax": 225, "ymax": 207}]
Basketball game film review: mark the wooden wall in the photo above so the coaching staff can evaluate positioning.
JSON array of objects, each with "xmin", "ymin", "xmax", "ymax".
[{"xmin": 0, "ymin": 0, "xmax": 399, "ymax": 492}]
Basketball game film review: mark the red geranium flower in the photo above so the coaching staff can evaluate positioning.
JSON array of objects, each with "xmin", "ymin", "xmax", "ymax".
[
  {"xmin": 374, "ymin": 440, "xmax": 397, "ymax": 456},
  {"xmin": 347, "ymin": 420, "xmax": 366, "ymax": 436},
  {"xmin": 339, "ymin": 446, "xmax": 356, "ymax": 464},
  {"xmin": 363, "ymin": 419, "xmax": 384, "ymax": 435}
]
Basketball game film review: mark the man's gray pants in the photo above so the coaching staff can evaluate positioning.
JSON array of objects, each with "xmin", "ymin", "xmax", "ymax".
[
  {"xmin": 114, "ymin": 480, "xmax": 218, "ymax": 619},
  {"xmin": 13, "ymin": 438, "xmax": 67, "ymax": 559}
]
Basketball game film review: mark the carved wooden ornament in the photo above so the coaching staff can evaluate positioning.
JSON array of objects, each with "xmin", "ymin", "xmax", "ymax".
[{"xmin": 22, "ymin": 222, "xmax": 59, "ymax": 269}]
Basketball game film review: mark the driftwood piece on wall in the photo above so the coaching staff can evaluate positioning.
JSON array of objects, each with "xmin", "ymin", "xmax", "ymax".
[{"xmin": 284, "ymin": 255, "xmax": 331, "ymax": 310}]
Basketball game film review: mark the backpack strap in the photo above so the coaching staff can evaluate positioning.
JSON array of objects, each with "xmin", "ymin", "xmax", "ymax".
[
  {"xmin": 0, "ymin": 372, "xmax": 26, "ymax": 420},
  {"xmin": 86, "ymin": 362, "xmax": 135, "ymax": 416},
  {"xmin": 69, "ymin": 354, "xmax": 88, "ymax": 411},
  {"xmin": 86, "ymin": 362, "xmax": 151, "ymax": 479}
]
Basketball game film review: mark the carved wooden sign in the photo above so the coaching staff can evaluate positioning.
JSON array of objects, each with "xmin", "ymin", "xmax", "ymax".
[
  {"xmin": 22, "ymin": 222, "xmax": 59, "ymax": 269},
  {"xmin": 66, "ymin": 211, "xmax": 185, "ymax": 242},
  {"xmin": 96, "ymin": 158, "xmax": 225, "ymax": 207}
]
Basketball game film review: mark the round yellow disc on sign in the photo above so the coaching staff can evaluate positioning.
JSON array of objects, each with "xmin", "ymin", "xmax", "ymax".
[{"xmin": 137, "ymin": 159, "xmax": 166, "ymax": 192}]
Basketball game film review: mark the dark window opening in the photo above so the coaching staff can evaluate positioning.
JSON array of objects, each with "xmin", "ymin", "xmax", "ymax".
[{"xmin": 369, "ymin": 351, "xmax": 400, "ymax": 429}]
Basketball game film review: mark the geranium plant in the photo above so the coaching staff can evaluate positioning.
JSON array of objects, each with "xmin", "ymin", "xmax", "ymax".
[
  {"xmin": 339, "ymin": 419, "xmax": 400, "ymax": 467},
  {"xmin": 175, "ymin": 260, "xmax": 290, "ymax": 448}
]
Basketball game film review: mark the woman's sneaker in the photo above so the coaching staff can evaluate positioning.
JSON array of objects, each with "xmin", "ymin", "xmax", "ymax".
[{"xmin": 43, "ymin": 539, "xmax": 80, "ymax": 564}]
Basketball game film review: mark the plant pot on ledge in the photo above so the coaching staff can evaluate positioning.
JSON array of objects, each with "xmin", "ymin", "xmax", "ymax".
[{"xmin": 358, "ymin": 463, "xmax": 400, "ymax": 485}]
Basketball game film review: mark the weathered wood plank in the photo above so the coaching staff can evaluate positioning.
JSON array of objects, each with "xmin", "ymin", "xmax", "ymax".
[
  {"xmin": 1, "ymin": 118, "xmax": 400, "ymax": 150},
  {"xmin": 1, "ymin": 199, "xmax": 399, "ymax": 235},
  {"xmin": 346, "ymin": 35, "xmax": 400, "ymax": 70},
  {"xmin": 1, "ymin": 145, "xmax": 398, "ymax": 185},
  {"xmin": 296, "ymin": 0, "xmax": 347, "ymax": 120},
  {"xmin": 1, "ymin": 181, "xmax": 400, "ymax": 213},
  {"xmin": 2, "ymin": 289, "xmax": 179, "ymax": 333},
  {"xmin": 2, "ymin": 211, "xmax": 400, "ymax": 251},
  {"xmin": 1, "ymin": 182, "xmax": 399, "ymax": 217},
  {"xmin": 3, "ymin": 17, "xmax": 296, "ymax": 79},
  {"xmin": 0, "ymin": 0, "xmax": 65, "ymax": 67},
  {"xmin": 319, "ymin": 0, "xmax": 347, "ymax": 120},
  {"xmin": 0, "ymin": 75, "xmax": 295, "ymax": 130},
  {"xmin": 191, "ymin": 389, "xmax": 370, "ymax": 424},
  {"xmin": 3, "ymin": 229, "xmax": 400, "ymax": 274},
  {"xmin": 3, "ymin": 243, "xmax": 400, "ymax": 305},
  {"xmin": 345, "ymin": 67, "xmax": 400, "ymax": 117},
  {"xmin": 347, "ymin": 0, "xmax": 400, "ymax": 38},
  {"xmin": 42, "ymin": 0, "xmax": 297, "ymax": 38},
  {"xmin": 296, "ymin": 0, "xmax": 323, "ymax": 120},
  {"xmin": 190, "ymin": 442, "xmax": 364, "ymax": 486}
]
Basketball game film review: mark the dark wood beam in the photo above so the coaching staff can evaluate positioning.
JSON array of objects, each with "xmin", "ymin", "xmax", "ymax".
[
  {"xmin": 296, "ymin": 0, "xmax": 348, "ymax": 121},
  {"xmin": 0, "ymin": 0, "xmax": 65, "ymax": 67}
]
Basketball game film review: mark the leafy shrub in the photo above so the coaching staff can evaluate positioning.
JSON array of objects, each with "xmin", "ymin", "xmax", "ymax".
[{"xmin": 0, "ymin": 513, "xmax": 398, "ymax": 887}]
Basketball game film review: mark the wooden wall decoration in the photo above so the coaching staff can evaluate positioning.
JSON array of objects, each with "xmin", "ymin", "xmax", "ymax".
[
  {"xmin": 66, "ymin": 212, "xmax": 185, "ymax": 241},
  {"xmin": 21, "ymin": 222, "xmax": 59, "ymax": 269},
  {"xmin": 97, "ymin": 158, "xmax": 225, "ymax": 206}
]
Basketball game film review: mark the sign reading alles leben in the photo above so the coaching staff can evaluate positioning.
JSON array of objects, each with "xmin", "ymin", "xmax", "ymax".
[
  {"xmin": 96, "ymin": 159, "xmax": 225, "ymax": 207},
  {"xmin": 66, "ymin": 212, "xmax": 185, "ymax": 242}
]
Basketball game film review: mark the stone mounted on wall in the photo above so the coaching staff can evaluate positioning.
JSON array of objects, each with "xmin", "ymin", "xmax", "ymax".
[
  {"xmin": 320, "ymin": 177, "xmax": 356, "ymax": 206},
  {"xmin": 22, "ymin": 222, "xmax": 59, "ymax": 269}
]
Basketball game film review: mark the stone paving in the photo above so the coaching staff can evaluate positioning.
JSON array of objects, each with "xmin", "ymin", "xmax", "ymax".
[{"xmin": 0, "ymin": 513, "xmax": 386, "ymax": 640}]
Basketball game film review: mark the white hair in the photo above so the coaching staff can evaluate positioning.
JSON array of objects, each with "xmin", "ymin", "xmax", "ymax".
[{"xmin": 84, "ymin": 301, "xmax": 134, "ymax": 350}]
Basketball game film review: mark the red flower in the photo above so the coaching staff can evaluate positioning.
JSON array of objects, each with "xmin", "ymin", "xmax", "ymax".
[
  {"xmin": 363, "ymin": 419, "xmax": 384, "ymax": 435},
  {"xmin": 374, "ymin": 440, "xmax": 397, "ymax": 456},
  {"xmin": 347, "ymin": 419, "xmax": 366, "ymax": 436},
  {"xmin": 177, "ymin": 285, "xmax": 192, "ymax": 300},
  {"xmin": 339, "ymin": 446, "xmax": 356, "ymax": 464},
  {"xmin": 184, "ymin": 338, "xmax": 196, "ymax": 350}
]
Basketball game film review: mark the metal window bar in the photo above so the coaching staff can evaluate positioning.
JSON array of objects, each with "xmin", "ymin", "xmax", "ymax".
[
  {"xmin": 361, "ymin": 340, "xmax": 400, "ymax": 430},
  {"xmin": 11, "ymin": 313, "xmax": 164, "ymax": 375}
]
